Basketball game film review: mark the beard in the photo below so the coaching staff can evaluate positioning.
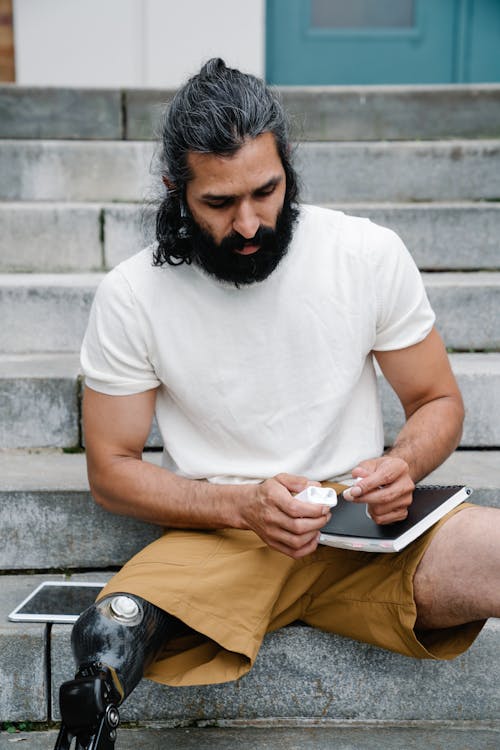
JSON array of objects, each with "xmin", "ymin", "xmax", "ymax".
[{"xmin": 186, "ymin": 196, "xmax": 299, "ymax": 286}]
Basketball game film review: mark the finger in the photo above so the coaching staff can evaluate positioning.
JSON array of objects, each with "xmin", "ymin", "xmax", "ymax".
[
  {"xmin": 275, "ymin": 473, "xmax": 312, "ymax": 493},
  {"xmin": 347, "ymin": 471, "xmax": 412, "ymax": 502},
  {"xmin": 349, "ymin": 460, "xmax": 409, "ymax": 497},
  {"xmin": 270, "ymin": 530, "xmax": 321, "ymax": 559},
  {"xmin": 354, "ymin": 482, "xmax": 413, "ymax": 506},
  {"xmin": 368, "ymin": 507, "xmax": 409, "ymax": 525},
  {"xmin": 277, "ymin": 510, "xmax": 332, "ymax": 535}
]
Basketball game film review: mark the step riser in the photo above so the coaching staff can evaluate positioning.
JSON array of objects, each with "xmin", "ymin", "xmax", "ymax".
[
  {"xmin": 2, "ymin": 85, "xmax": 500, "ymax": 141},
  {"xmin": 1, "ymin": 356, "xmax": 498, "ymax": 450},
  {"xmin": 2, "ymin": 574, "xmax": 499, "ymax": 724},
  {"xmin": 297, "ymin": 143, "xmax": 500, "ymax": 203},
  {"xmin": 2, "ymin": 203, "xmax": 499, "ymax": 273},
  {"xmin": 1, "ymin": 141, "xmax": 500, "ymax": 202},
  {"xmin": 52, "ymin": 620, "xmax": 500, "ymax": 723},
  {"xmin": 0, "ymin": 204, "xmax": 103, "ymax": 272},
  {"xmin": 2, "ymin": 485, "xmax": 497, "ymax": 571},
  {"xmin": 0, "ymin": 276, "xmax": 497, "ymax": 353},
  {"xmin": 2, "ymin": 450, "xmax": 497, "ymax": 571}
]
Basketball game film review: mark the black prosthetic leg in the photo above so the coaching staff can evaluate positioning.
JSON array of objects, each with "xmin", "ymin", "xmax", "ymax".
[{"xmin": 54, "ymin": 594, "xmax": 177, "ymax": 750}]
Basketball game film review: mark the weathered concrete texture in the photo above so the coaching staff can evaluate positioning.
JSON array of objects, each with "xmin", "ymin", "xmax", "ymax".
[
  {"xmin": 0, "ymin": 354, "xmax": 80, "ymax": 448},
  {"xmin": 2, "ymin": 724, "xmax": 500, "ymax": 750},
  {"xmin": 0, "ymin": 576, "xmax": 48, "ymax": 721},
  {"xmin": 381, "ymin": 354, "xmax": 500, "ymax": 448},
  {"xmin": 125, "ymin": 84, "xmax": 500, "ymax": 142},
  {"xmin": 0, "ymin": 203, "xmax": 103, "ymax": 272},
  {"xmin": 423, "ymin": 272, "xmax": 500, "ymax": 350},
  {"xmin": 103, "ymin": 201, "xmax": 500, "ymax": 271},
  {"xmin": 0, "ymin": 450, "xmax": 496, "ymax": 571},
  {"xmin": 1, "ymin": 272, "xmax": 498, "ymax": 354},
  {"xmin": 296, "ymin": 141, "xmax": 500, "ymax": 203},
  {"xmin": 0, "ymin": 274, "xmax": 104, "ymax": 353},
  {"xmin": 0, "ymin": 141, "xmax": 155, "ymax": 202},
  {"xmin": 0, "ymin": 488, "xmax": 160, "ymax": 570},
  {"xmin": 281, "ymin": 84, "xmax": 500, "ymax": 142},
  {"xmin": 125, "ymin": 88, "xmax": 175, "ymax": 140},
  {"xmin": 3, "ymin": 202, "xmax": 500, "ymax": 273},
  {"xmin": 0, "ymin": 86, "xmax": 122, "ymax": 140},
  {"xmin": 338, "ymin": 202, "xmax": 500, "ymax": 270},
  {"xmin": 51, "ymin": 619, "xmax": 500, "ymax": 723},
  {"xmin": 2, "ymin": 140, "xmax": 500, "ymax": 203},
  {"xmin": 103, "ymin": 202, "xmax": 155, "ymax": 268}
]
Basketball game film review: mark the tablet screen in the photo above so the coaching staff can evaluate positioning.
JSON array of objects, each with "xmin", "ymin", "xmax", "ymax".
[{"xmin": 9, "ymin": 582, "xmax": 105, "ymax": 623}]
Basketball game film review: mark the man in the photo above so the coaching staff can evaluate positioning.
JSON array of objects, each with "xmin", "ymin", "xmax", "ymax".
[{"xmin": 55, "ymin": 59, "xmax": 500, "ymax": 750}]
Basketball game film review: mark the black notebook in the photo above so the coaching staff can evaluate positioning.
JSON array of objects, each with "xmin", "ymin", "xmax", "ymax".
[{"xmin": 319, "ymin": 485, "xmax": 472, "ymax": 553}]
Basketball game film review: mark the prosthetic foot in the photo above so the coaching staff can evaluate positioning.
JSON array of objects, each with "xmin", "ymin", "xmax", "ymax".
[{"xmin": 54, "ymin": 593, "xmax": 176, "ymax": 750}]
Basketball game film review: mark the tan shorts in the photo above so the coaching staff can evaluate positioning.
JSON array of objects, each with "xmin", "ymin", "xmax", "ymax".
[{"xmin": 98, "ymin": 501, "xmax": 483, "ymax": 687}]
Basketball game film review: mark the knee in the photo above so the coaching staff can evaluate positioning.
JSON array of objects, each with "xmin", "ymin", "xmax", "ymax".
[{"xmin": 71, "ymin": 593, "xmax": 173, "ymax": 697}]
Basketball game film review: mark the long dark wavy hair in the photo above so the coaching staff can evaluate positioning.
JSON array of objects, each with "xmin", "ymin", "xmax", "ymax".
[{"xmin": 153, "ymin": 58, "xmax": 300, "ymax": 267}]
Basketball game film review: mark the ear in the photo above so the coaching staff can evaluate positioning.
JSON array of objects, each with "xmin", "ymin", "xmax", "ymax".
[{"xmin": 162, "ymin": 176, "xmax": 176, "ymax": 191}]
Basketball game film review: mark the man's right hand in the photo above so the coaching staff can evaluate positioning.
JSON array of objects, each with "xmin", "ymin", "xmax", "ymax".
[{"xmin": 239, "ymin": 473, "xmax": 332, "ymax": 559}]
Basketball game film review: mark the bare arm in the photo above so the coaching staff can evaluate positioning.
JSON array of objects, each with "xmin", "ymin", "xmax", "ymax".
[
  {"xmin": 83, "ymin": 386, "xmax": 330, "ymax": 558},
  {"xmin": 343, "ymin": 327, "xmax": 464, "ymax": 523}
]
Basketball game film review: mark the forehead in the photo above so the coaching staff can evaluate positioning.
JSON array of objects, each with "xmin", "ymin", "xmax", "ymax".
[{"xmin": 186, "ymin": 132, "xmax": 284, "ymax": 196}]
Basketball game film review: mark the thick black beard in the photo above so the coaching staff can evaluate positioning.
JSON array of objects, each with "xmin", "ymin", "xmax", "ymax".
[{"xmin": 188, "ymin": 197, "xmax": 299, "ymax": 286}]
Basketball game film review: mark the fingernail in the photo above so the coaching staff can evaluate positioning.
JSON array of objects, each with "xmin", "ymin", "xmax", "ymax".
[{"xmin": 350, "ymin": 485, "xmax": 363, "ymax": 498}]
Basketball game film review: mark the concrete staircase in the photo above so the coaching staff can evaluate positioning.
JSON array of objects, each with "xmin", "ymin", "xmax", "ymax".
[{"xmin": 1, "ymin": 84, "xmax": 499, "ymax": 748}]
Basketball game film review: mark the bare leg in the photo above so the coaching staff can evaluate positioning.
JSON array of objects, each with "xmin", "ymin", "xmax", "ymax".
[{"xmin": 414, "ymin": 506, "xmax": 500, "ymax": 630}]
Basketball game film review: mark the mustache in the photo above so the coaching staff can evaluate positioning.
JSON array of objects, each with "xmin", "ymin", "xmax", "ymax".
[{"xmin": 218, "ymin": 225, "xmax": 274, "ymax": 253}]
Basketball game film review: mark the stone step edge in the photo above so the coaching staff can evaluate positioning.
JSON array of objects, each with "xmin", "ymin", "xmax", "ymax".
[
  {"xmin": 1, "ymin": 449, "xmax": 499, "ymax": 495},
  {"xmin": 2, "ymin": 270, "xmax": 499, "ymax": 285},
  {"xmin": 2, "ymin": 571, "xmax": 499, "ymax": 724}
]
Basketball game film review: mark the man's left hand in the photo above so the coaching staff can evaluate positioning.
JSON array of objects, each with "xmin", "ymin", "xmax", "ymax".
[{"xmin": 342, "ymin": 456, "xmax": 415, "ymax": 524}]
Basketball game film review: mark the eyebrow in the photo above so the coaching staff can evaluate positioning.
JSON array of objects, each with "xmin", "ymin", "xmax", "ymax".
[{"xmin": 200, "ymin": 176, "xmax": 283, "ymax": 202}]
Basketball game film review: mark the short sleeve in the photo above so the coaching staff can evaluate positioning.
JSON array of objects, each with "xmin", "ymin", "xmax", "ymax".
[
  {"xmin": 80, "ymin": 268, "xmax": 161, "ymax": 395},
  {"xmin": 372, "ymin": 224, "xmax": 435, "ymax": 351}
]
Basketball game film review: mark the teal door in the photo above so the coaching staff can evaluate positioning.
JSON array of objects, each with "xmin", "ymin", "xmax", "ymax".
[{"xmin": 266, "ymin": 0, "xmax": 500, "ymax": 84}]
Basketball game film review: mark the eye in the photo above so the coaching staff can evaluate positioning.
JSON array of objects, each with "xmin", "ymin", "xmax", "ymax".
[
  {"xmin": 255, "ymin": 184, "xmax": 277, "ymax": 199},
  {"xmin": 205, "ymin": 198, "xmax": 233, "ymax": 209}
]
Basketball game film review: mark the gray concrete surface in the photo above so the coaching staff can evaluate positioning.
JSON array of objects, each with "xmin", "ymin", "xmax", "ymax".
[
  {"xmin": 0, "ymin": 450, "xmax": 497, "ymax": 571},
  {"xmin": 0, "ymin": 274, "xmax": 104, "ymax": 353},
  {"xmin": 0, "ymin": 141, "xmax": 154, "ymax": 202},
  {"xmin": 2, "ymin": 140, "xmax": 500, "ymax": 203},
  {"xmin": 381, "ymin": 353, "xmax": 500, "ymax": 447},
  {"xmin": 424, "ymin": 272, "xmax": 500, "ymax": 350},
  {"xmin": 0, "ymin": 203, "xmax": 103, "ymax": 272},
  {"xmin": 50, "ymin": 619, "xmax": 500, "ymax": 722},
  {"xmin": 0, "ymin": 86, "xmax": 122, "ymax": 140},
  {"xmin": 125, "ymin": 83, "xmax": 500, "ymax": 141},
  {"xmin": 2, "ymin": 723, "xmax": 500, "ymax": 750},
  {"xmin": 338, "ymin": 202, "xmax": 500, "ymax": 271},
  {"xmin": 297, "ymin": 141, "xmax": 500, "ymax": 203},
  {"xmin": 0, "ymin": 576, "xmax": 49, "ymax": 721},
  {"xmin": 2, "ymin": 201, "xmax": 500, "ymax": 273},
  {"xmin": 0, "ymin": 354, "xmax": 80, "ymax": 448},
  {"xmin": 1, "ymin": 353, "xmax": 499, "ymax": 450},
  {"xmin": 1, "ymin": 273, "xmax": 498, "ymax": 353}
]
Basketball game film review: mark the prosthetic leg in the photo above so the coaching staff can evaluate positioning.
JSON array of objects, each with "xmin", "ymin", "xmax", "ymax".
[{"xmin": 54, "ymin": 594, "xmax": 177, "ymax": 750}]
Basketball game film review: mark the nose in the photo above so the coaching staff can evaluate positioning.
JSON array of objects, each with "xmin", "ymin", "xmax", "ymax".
[{"xmin": 233, "ymin": 201, "xmax": 260, "ymax": 240}]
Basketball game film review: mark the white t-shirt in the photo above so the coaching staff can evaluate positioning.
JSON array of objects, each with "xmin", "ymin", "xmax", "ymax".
[{"xmin": 81, "ymin": 205, "xmax": 435, "ymax": 484}]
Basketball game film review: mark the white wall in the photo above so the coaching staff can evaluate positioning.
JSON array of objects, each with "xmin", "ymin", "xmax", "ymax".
[{"xmin": 13, "ymin": 0, "xmax": 265, "ymax": 88}]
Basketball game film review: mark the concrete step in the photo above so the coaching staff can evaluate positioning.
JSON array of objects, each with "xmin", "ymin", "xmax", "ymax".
[
  {"xmin": 2, "ymin": 83, "xmax": 499, "ymax": 141},
  {"xmin": 0, "ymin": 272, "xmax": 498, "ymax": 354},
  {"xmin": 0, "ymin": 354, "xmax": 81, "ymax": 449},
  {"xmin": 0, "ymin": 450, "xmax": 497, "ymax": 571},
  {"xmin": 129, "ymin": 83, "xmax": 500, "ymax": 142},
  {"xmin": 1, "ymin": 353, "xmax": 499, "ymax": 450},
  {"xmin": 2, "ymin": 724, "xmax": 500, "ymax": 750},
  {"xmin": 1, "ymin": 574, "xmax": 499, "ymax": 725},
  {"xmin": 1, "ymin": 140, "xmax": 500, "ymax": 203},
  {"xmin": 2, "ymin": 201, "xmax": 500, "ymax": 273}
]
